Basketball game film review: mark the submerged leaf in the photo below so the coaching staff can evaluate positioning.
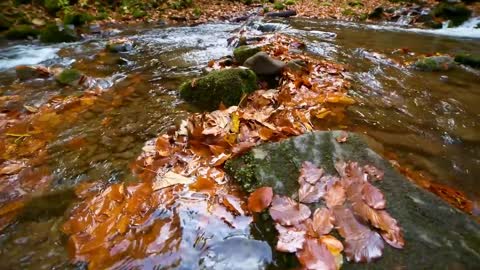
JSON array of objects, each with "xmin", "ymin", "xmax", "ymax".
[
  {"xmin": 275, "ymin": 224, "xmax": 306, "ymax": 253},
  {"xmin": 153, "ymin": 172, "xmax": 194, "ymax": 190},
  {"xmin": 248, "ymin": 187, "xmax": 273, "ymax": 213},
  {"xmin": 269, "ymin": 195, "xmax": 311, "ymax": 226}
]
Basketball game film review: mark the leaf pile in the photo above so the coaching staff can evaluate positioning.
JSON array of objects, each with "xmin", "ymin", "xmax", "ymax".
[{"xmin": 253, "ymin": 160, "xmax": 404, "ymax": 270}]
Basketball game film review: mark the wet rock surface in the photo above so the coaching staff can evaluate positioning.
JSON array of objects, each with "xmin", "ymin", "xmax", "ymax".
[
  {"xmin": 243, "ymin": 52, "xmax": 285, "ymax": 76},
  {"xmin": 414, "ymin": 55, "xmax": 455, "ymax": 71},
  {"xmin": 226, "ymin": 131, "xmax": 480, "ymax": 269}
]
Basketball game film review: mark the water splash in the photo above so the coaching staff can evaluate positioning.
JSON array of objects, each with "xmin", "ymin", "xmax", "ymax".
[{"xmin": 0, "ymin": 45, "xmax": 60, "ymax": 70}]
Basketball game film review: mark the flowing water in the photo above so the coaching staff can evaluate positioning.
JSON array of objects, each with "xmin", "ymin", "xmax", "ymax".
[{"xmin": 0, "ymin": 18, "xmax": 479, "ymax": 269}]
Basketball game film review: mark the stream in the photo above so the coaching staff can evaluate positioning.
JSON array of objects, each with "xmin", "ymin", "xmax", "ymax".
[{"xmin": 0, "ymin": 18, "xmax": 479, "ymax": 269}]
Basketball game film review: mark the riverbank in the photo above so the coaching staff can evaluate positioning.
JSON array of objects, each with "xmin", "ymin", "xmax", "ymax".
[{"xmin": 1, "ymin": 0, "xmax": 480, "ymax": 41}]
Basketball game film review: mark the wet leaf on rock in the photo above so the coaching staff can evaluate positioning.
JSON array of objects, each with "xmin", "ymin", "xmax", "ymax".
[
  {"xmin": 247, "ymin": 186, "xmax": 273, "ymax": 213},
  {"xmin": 324, "ymin": 181, "xmax": 346, "ymax": 208},
  {"xmin": 299, "ymin": 161, "xmax": 324, "ymax": 185},
  {"xmin": 296, "ymin": 238, "xmax": 337, "ymax": 270},
  {"xmin": 275, "ymin": 223, "xmax": 306, "ymax": 253},
  {"xmin": 361, "ymin": 181, "xmax": 386, "ymax": 210},
  {"xmin": 312, "ymin": 208, "xmax": 334, "ymax": 235},
  {"xmin": 269, "ymin": 195, "xmax": 311, "ymax": 226}
]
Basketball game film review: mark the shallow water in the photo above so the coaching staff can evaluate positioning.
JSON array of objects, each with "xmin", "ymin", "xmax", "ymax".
[{"xmin": 0, "ymin": 18, "xmax": 479, "ymax": 269}]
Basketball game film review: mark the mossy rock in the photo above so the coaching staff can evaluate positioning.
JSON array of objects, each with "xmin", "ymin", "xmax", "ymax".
[
  {"xmin": 0, "ymin": 14, "xmax": 12, "ymax": 31},
  {"xmin": 414, "ymin": 55, "xmax": 454, "ymax": 71},
  {"xmin": 64, "ymin": 12, "xmax": 94, "ymax": 26},
  {"xmin": 132, "ymin": 9, "xmax": 147, "ymax": 18},
  {"xmin": 55, "ymin": 69, "xmax": 83, "ymax": 85},
  {"xmin": 454, "ymin": 53, "xmax": 480, "ymax": 69},
  {"xmin": 43, "ymin": 0, "xmax": 65, "ymax": 14},
  {"xmin": 432, "ymin": 3, "xmax": 472, "ymax": 27},
  {"xmin": 368, "ymin": 6, "xmax": 384, "ymax": 19},
  {"xmin": 179, "ymin": 68, "xmax": 257, "ymax": 111},
  {"xmin": 5, "ymin": 25, "xmax": 39, "ymax": 40},
  {"xmin": 225, "ymin": 131, "xmax": 480, "ymax": 269},
  {"xmin": 40, "ymin": 24, "xmax": 78, "ymax": 43},
  {"xmin": 273, "ymin": 2, "xmax": 285, "ymax": 10},
  {"xmin": 233, "ymin": 45, "xmax": 262, "ymax": 64}
]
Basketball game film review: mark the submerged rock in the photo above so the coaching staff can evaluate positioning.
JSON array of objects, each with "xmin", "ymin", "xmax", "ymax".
[
  {"xmin": 199, "ymin": 237, "xmax": 272, "ymax": 270},
  {"xmin": 16, "ymin": 65, "xmax": 52, "ymax": 81},
  {"xmin": 233, "ymin": 45, "xmax": 262, "ymax": 65},
  {"xmin": 179, "ymin": 68, "xmax": 257, "ymax": 111},
  {"xmin": 5, "ymin": 25, "xmax": 39, "ymax": 40},
  {"xmin": 414, "ymin": 55, "xmax": 454, "ymax": 71},
  {"xmin": 454, "ymin": 53, "xmax": 480, "ymax": 69},
  {"xmin": 40, "ymin": 24, "xmax": 78, "ymax": 43},
  {"xmin": 225, "ymin": 131, "xmax": 480, "ymax": 269},
  {"xmin": 243, "ymin": 52, "xmax": 285, "ymax": 76}
]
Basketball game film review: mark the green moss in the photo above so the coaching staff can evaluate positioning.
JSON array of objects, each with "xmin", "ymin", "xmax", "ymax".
[
  {"xmin": 43, "ymin": 0, "xmax": 69, "ymax": 14},
  {"xmin": 432, "ymin": 3, "xmax": 472, "ymax": 27},
  {"xmin": 284, "ymin": 0, "xmax": 295, "ymax": 5},
  {"xmin": 225, "ymin": 152, "xmax": 258, "ymax": 192},
  {"xmin": 169, "ymin": 0, "xmax": 193, "ymax": 10},
  {"xmin": 179, "ymin": 68, "xmax": 257, "ymax": 111},
  {"xmin": 55, "ymin": 69, "xmax": 82, "ymax": 85},
  {"xmin": 414, "ymin": 58, "xmax": 439, "ymax": 71},
  {"xmin": 348, "ymin": 0, "xmax": 363, "ymax": 7},
  {"xmin": 132, "ymin": 9, "xmax": 146, "ymax": 18},
  {"xmin": 233, "ymin": 45, "xmax": 262, "ymax": 64},
  {"xmin": 63, "ymin": 12, "xmax": 94, "ymax": 26},
  {"xmin": 342, "ymin": 8, "xmax": 356, "ymax": 16},
  {"xmin": 193, "ymin": 7, "xmax": 202, "ymax": 17},
  {"xmin": 273, "ymin": 2, "xmax": 285, "ymax": 10},
  {"xmin": 40, "ymin": 24, "xmax": 78, "ymax": 43},
  {"xmin": 5, "ymin": 25, "xmax": 39, "ymax": 40},
  {"xmin": 455, "ymin": 53, "xmax": 480, "ymax": 69}
]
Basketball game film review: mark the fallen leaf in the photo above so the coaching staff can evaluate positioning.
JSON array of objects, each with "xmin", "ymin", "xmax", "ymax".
[
  {"xmin": 312, "ymin": 208, "xmax": 334, "ymax": 235},
  {"xmin": 247, "ymin": 187, "xmax": 273, "ymax": 213},
  {"xmin": 296, "ymin": 238, "xmax": 337, "ymax": 270},
  {"xmin": 299, "ymin": 180, "xmax": 325, "ymax": 204},
  {"xmin": 363, "ymin": 165, "xmax": 384, "ymax": 181},
  {"xmin": 361, "ymin": 182, "xmax": 386, "ymax": 210},
  {"xmin": 324, "ymin": 181, "xmax": 346, "ymax": 208},
  {"xmin": 299, "ymin": 161, "xmax": 323, "ymax": 185},
  {"xmin": 275, "ymin": 224, "xmax": 306, "ymax": 253},
  {"xmin": 153, "ymin": 171, "xmax": 194, "ymax": 190},
  {"xmin": 269, "ymin": 195, "xmax": 311, "ymax": 226}
]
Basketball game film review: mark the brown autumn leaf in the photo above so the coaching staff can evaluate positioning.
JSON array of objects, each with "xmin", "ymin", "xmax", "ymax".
[
  {"xmin": 189, "ymin": 176, "xmax": 216, "ymax": 192},
  {"xmin": 275, "ymin": 223, "xmax": 306, "ymax": 253},
  {"xmin": 0, "ymin": 160, "xmax": 25, "ymax": 175},
  {"xmin": 269, "ymin": 195, "xmax": 311, "ymax": 226},
  {"xmin": 324, "ymin": 181, "xmax": 346, "ymax": 208},
  {"xmin": 361, "ymin": 181, "xmax": 386, "ymax": 210},
  {"xmin": 332, "ymin": 206, "xmax": 384, "ymax": 263},
  {"xmin": 319, "ymin": 235, "xmax": 344, "ymax": 256},
  {"xmin": 247, "ymin": 186, "xmax": 273, "ymax": 213},
  {"xmin": 299, "ymin": 180, "xmax": 325, "ymax": 204},
  {"xmin": 299, "ymin": 161, "xmax": 324, "ymax": 185},
  {"xmin": 296, "ymin": 238, "xmax": 337, "ymax": 270},
  {"xmin": 222, "ymin": 194, "xmax": 245, "ymax": 215},
  {"xmin": 153, "ymin": 171, "xmax": 194, "ymax": 190},
  {"xmin": 312, "ymin": 208, "xmax": 334, "ymax": 235},
  {"xmin": 155, "ymin": 135, "xmax": 171, "ymax": 157}
]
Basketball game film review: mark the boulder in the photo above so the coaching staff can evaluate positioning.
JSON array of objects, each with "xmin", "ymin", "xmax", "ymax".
[
  {"xmin": 243, "ymin": 52, "xmax": 285, "ymax": 76},
  {"xmin": 5, "ymin": 25, "xmax": 39, "ymax": 40},
  {"xmin": 106, "ymin": 39, "xmax": 134, "ymax": 53},
  {"xmin": 55, "ymin": 69, "xmax": 84, "ymax": 86},
  {"xmin": 40, "ymin": 24, "xmax": 78, "ymax": 43},
  {"xmin": 414, "ymin": 55, "xmax": 455, "ymax": 71},
  {"xmin": 454, "ymin": 53, "xmax": 480, "ymax": 69},
  {"xmin": 233, "ymin": 45, "xmax": 262, "ymax": 65},
  {"xmin": 285, "ymin": 59, "xmax": 307, "ymax": 73},
  {"xmin": 15, "ymin": 65, "xmax": 52, "ymax": 81},
  {"xmin": 179, "ymin": 68, "xmax": 257, "ymax": 111},
  {"xmin": 432, "ymin": 3, "xmax": 472, "ymax": 27},
  {"xmin": 225, "ymin": 131, "xmax": 480, "ymax": 269},
  {"xmin": 368, "ymin": 6, "xmax": 384, "ymax": 19},
  {"xmin": 63, "ymin": 12, "xmax": 94, "ymax": 26},
  {"xmin": 265, "ymin": 10, "xmax": 297, "ymax": 18}
]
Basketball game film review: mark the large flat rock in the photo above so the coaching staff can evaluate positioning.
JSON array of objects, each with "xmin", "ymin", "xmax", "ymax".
[{"xmin": 225, "ymin": 131, "xmax": 480, "ymax": 269}]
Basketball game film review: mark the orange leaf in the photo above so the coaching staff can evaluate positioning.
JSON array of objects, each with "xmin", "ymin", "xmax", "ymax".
[{"xmin": 247, "ymin": 187, "xmax": 273, "ymax": 213}]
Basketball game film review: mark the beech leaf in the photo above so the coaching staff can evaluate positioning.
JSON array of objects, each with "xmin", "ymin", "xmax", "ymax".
[
  {"xmin": 299, "ymin": 161, "xmax": 324, "ymax": 185},
  {"xmin": 361, "ymin": 182, "xmax": 386, "ymax": 210},
  {"xmin": 269, "ymin": 195, "xmax": 311, "ymax": 226},
  {"xmin": 296, "ymin": 238, "xmax": 337, "ymax": 270},
  {"xmin": 324, "ymin": 181, "xmax": 346, "ymax": 208},
  {"xmin": 312, "ymin": 208, "xmax": 334, "ymax": 235},
  {"xmin": 248, "ymin": 187, "xmax": 273, "ymax": 213},
  {"xmin": 275, "ymin": 224, "xmax": 306, "ymax": 253}
]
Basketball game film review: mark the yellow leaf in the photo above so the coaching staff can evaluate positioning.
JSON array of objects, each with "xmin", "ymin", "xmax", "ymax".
[{"xmin": 230, "ymin": 112, "xmax": 240, "ymax": 133}]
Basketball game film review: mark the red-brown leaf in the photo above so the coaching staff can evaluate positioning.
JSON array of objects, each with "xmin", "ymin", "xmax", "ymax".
[
  {"xmin": 248, "ymin": 187, "xmax": 273, "ymax": 213},
  {"xmin": 332, "ymin": 206, "xmax": 384, "ymax": 263},
  {"xmin": 296, "ymin": 238, "xmax": 337, "ymax": 270},
  {"xmin": 275, "ymin": 224, "xmax": 306, "ymax": 253},
  {"xmin": 269, "ymin": 195, "xmax": 311, "ymax": 226},
  {"xmin": 299, "ymin": 161, "xmax": 323, "ymax": 185},
  {"xmin": 299, "ymin": 181, "xmax": 325, "ymax": 204},
  {"xmin": 363, "ymin": 165, "xmax": 384, "ymax": 181},
  {"xmin": 361, "ymin": 182, "xmax": 386, "ymax": 210},
  {"xmin": 312, "ymin": 208, "xmax": 334, "ymax": 235},
  {"xmin": 324, "ymin": 181, "xmax": 346, "ymax": 208}
]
